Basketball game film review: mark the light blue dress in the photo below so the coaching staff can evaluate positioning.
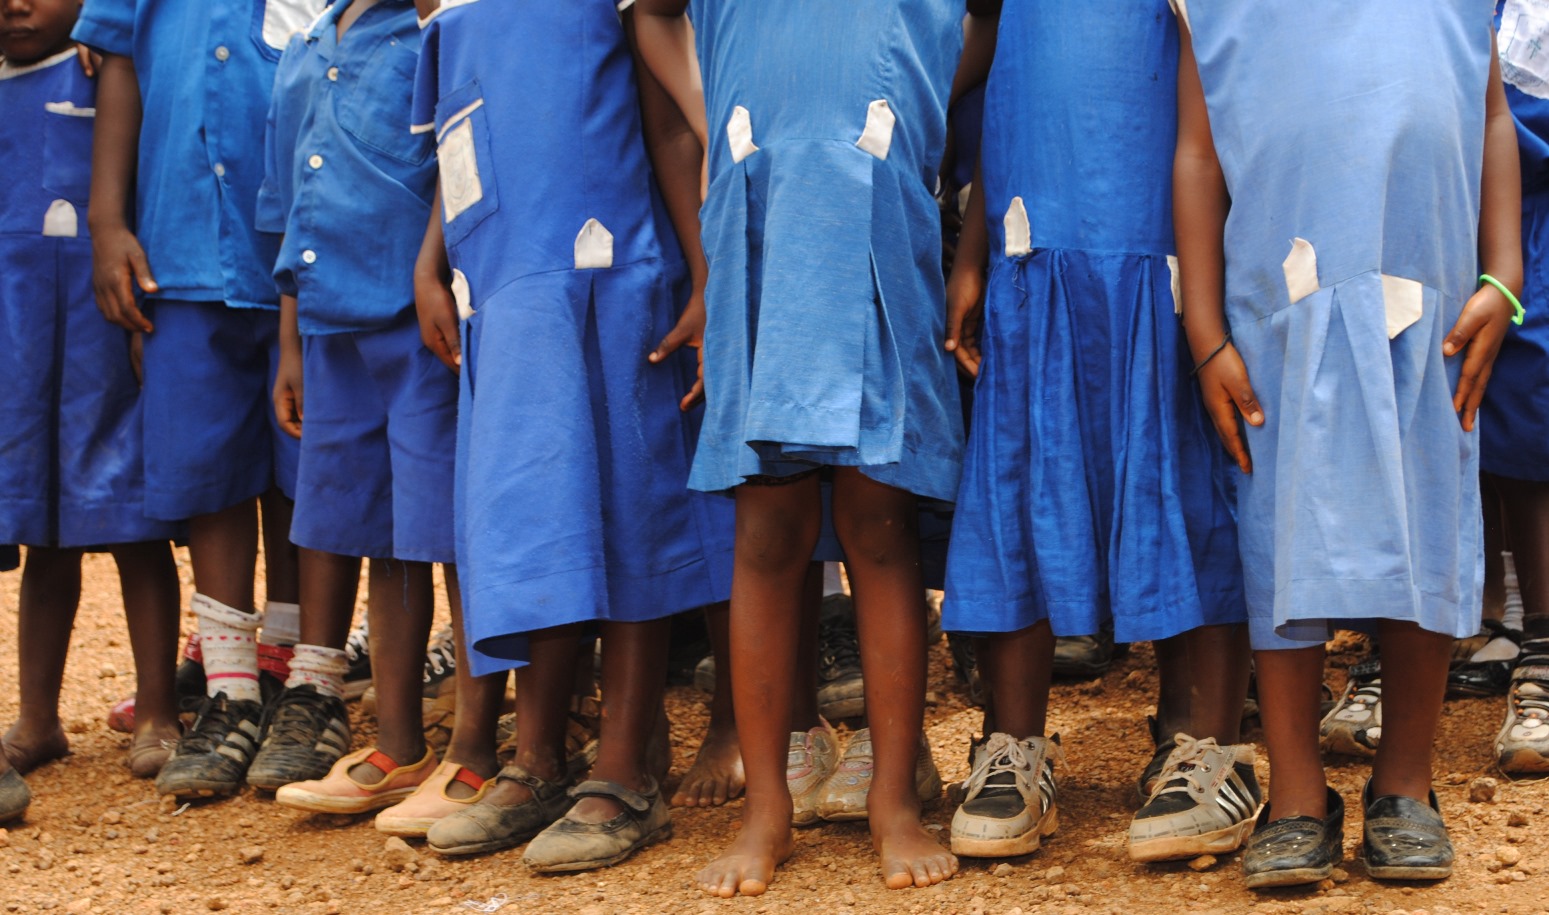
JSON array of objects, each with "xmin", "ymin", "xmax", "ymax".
[
  {"xmin": 1181, "ymin": 0, "xmax": 1492, "ymax": 648},
  {"xmin": 688, "ymin": 0, "xmax": 965, "ymax": 501},
  {"xmin": 943, "ymin": 0, "xmax": 1245, "ymax": 643}
]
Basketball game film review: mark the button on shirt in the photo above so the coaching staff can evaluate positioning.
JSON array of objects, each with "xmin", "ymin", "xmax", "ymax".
[
  {"xmin": 73, "ymin": 0, "xmax": 326, "ymax": 309},
  {"xmin": 257, "ymin": 0, "xmax": 434, "ymax": 335}
]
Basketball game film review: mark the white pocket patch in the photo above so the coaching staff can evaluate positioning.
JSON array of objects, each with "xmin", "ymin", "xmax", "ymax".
[
  {"xmin": 451, "ymin": 268, "xmax": 474, "ymax": 320},
  {"xmin": 855, "ymin": 100, "xmax": 896, "ymax": 161},
  {"xmin": 1167, "ymin": 254, "xmax": 1183, "ymax": 315},
  {"xmin": 42, "ymin": 199, "xmax": 77, "ymax": 238},
  {"xmin": 1502, "ymin": 0, "xmax": 1549, "ymax": 98},
  {"xmin": 727, "ymin": 106, "xmax": 759, "ymax": 164},
  {"xmin": 1003, "ymin": 197, "xmax": 1032, "ymax": 258},
  {"xmin": 261, "ymin": 0, "xmax": 326, "ymax": 51},
  {"xmin": 1282, "ymin": 237, "xmax": 1320, "ymax": 304},
  {"xmin": 1381, "ymin": 274, "xmax": 1424, "ymax": 340},
  {"xmin": 574, "ymin": 219, "xmax": 615, "ymax": 270},
  {"xmin": 438, "ymin": 118, "xmax": 484, "ymax": 224}
]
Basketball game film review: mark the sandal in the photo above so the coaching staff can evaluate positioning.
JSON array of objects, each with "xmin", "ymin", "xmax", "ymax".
[
  {"xmin": 425, "ymin": 763, "xmax": 573, "ymax": 857},
  {"xmin": 0, "ymin": 768, "xmax": 30, "ymax": 823},
  {"xmin": 126, "ymin": 730, "xmax": 178, "ymax": 779},
  {"xmin": 521, "ymin": 777, "xmax": 672, "ymax": 873}
]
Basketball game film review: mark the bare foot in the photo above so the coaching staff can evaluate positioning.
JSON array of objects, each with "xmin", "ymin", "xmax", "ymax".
[
  {"xmin": 672, "ymin": 724, "xmax": 744, "ymax": 807},
  {"xmin": 696, "ymin": 810, "xmax": 794, "ymax": 898},
  {"xmin": 2, "ymin": 722, "xmax": 70, "ymax": 774},
  {"xmin": 126, "ymin": 718, "xmax": 181, "ymax": 779},
  {"xmin": 873, "ymin": 809, "xmax": 958, "ymax": 890}
]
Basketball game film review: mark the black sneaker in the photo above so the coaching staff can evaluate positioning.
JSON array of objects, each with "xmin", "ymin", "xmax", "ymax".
[
  {"xmin": 948, "ymin": 633, "xmax": 986, "ymax": 707},
  {"xmin": 1243, "ymin": 787, "xmax": 1344, "ymax": 889},
  {"xmin": 817, "ymin": 601, "xmax": 864, "ymax": 720},
  {"xmin": 154, "ymin": 693, "xmax": 266, "ymax": 798},
  {"xmin": 422, "ymin": 627, "xmax": 457, "ymax": 699},
  {"xmin": 1128, "ymin": 735, "xmax": 1261, "ymax": 862},
  {"xmin": 1136, "ymin": 716, "xmax": 1178, "ymax": 803},
  {"xmin": 247, "ymin": 685, "xmax": 352, "ymax": 791},
  {"xmin": 1051, "ymin": 625, "xmax": 1115, "ymax": 679},
  {"xmin": 1362, "ymin": 782, "xmax": 1453, "ymax": 881},
  {"xmin": 343, "ymin": 624, "xmax": 371, "ymax": 701}
]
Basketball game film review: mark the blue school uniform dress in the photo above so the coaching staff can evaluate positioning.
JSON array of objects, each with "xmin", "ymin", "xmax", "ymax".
[
  {"xmin": 413, "ymin": 0, "xmax": 734, "ymax": 673},
  {"xmin": 74, "ymin": 0, "xmax": 322, "ymax": 520},
  {"xmin": 0, "ymin": 50, "xmax": 178, "ymax": 549},
  {"xmin": 686, "ymin": 0, "xmax": 965, "ymax": 500},
  {"xmin": 1484, "ymin": 1, "xmax": 1549, "ymax": 482},
  {"xmin": 1179, "ymin": 0, "xmax": 1491, "ymax": 648},
  {"xmin": 943, "ymin": 0, "xmax": 1245, "ymax": 643},
  {"xmin": 257, "ymin": 0, "xmax": 452, "ymax": 563}
]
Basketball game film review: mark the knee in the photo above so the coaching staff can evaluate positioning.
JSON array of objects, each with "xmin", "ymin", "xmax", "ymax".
[
  {"xmin": 735, "ymin": 511, "xmax": 816, "ymax": 573},
  {"xmin": 832, "ymin": 510, "xmax": 918, "ymax": 569}
]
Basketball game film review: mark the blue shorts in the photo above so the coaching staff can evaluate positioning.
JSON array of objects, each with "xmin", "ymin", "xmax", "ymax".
[
  {"xmin": 140, "ymin": 300, "xmax": 299, "ymax": 521},
  {"xmin": 290, "ymin": 311, "xmax": 456, "ymax": 563},
  {"xmin": 0, "ymin": 237, "xmax": 178, "ymax": 547}
]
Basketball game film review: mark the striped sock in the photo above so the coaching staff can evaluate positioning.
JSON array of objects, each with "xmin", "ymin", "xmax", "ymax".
[
  {"xmin": 285, "ymin": 644, "xmax": 349, "ymax": 701},
  {"xmin": 259, "ymin": 600, "xmax": 301, "ymax": 647},
  {"xmin": 191, "ymin": 592, "xmax": 262, "ymax": 703}
]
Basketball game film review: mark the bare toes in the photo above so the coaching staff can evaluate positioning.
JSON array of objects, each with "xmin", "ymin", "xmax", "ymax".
[{"xmin": 738, "ymin": 878, "xmax": 769, "ymax": 897}]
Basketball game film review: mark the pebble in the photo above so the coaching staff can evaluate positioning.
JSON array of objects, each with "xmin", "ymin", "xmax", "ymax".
[
  {"xmin": 65, "ymin": 900, "xmax": 91, "ymax": 914},
  {"xmin": 158, "ymin": 904, "xmax": 173, "ymax": 914},
  {"xmin": 98, "ymin": 666, "xmax": 116, "ymax": 679},
  {"xmin": 144, "ymin": 829, "xmax": 159, "ymax": 844},
  {"xmin": 280, "ymin": 876, "xmax": 295, "ymax": 889},
  {"xmin": 1331, "ymin": 867, "xmax": 1349, "ymax": 884},
  {"xmin": 1509, "ymin": 812, "xmax": 1530, "ymax": 828},
  {"xmin": 205, "ymin": 899, "xmax": 225, "ymax": 911},
  {"xmin": 1044, "ymin": 866, "xmax": 1066, "ymax": 882},
  {"xmin": 992, "ymin": 863, "xmax": 1014, "ymax": 877},
  {"xmin": 1497, "ymin": 846, "xmax": 1522, "ymax": 867},
  {"xmin": 158, "ymin": 795, "xmax": 178, "ymax": 815},
  {"xmin": 1469, "ymin": 777, "xmax": 1499, "ymax": 803},
  {"xmin": 1124, "ymin": 669, "xmax": 1147, "ymax": 689},
  {"xmin": 239, "ymin": 846, "xmax": 265, "ymax": 865},
  {"xmin": 1186, "ymin": 855, "xmax": 1216, "ymax": 872},
  {"xmin": 383, "ymin": 837, "xmax": 418, "ymax": 872},
  {"xmin": 968, "ymin": 896, "xmax": 986, "ymax": 915}
]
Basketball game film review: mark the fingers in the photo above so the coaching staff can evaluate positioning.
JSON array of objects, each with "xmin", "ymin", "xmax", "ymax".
[
  {"xmin": 1233, "ymin": 379, "xmax": 1264, "ymax": 428},
  {"xmin": 129, "ymin": 333, "xmax": 144, "ymax": 385},
  {"xmin": 76, "ymin": 46, "xmax": 97, "ymax": 78},
  {"xmin": 1457, "ymin": 357, "xmax": 1496, "ymax": 432},
  {"xmin": 678, "ymin": 377, "xmax": 705, "ymax": 412},
  {"xmin": 273, "ymin": 385, "xmax": 303, "ymax": 439},
  {"xmin": 1443, "ymin": 306, "xmax": 1486, "ymax": 358},
  {"xmin": 650, "ymin": 322, "xmax": 692, "ymax": 363},
  {"xmin": 1206, "ymin": 397, "xmax": 1252, "ymax": 474}
]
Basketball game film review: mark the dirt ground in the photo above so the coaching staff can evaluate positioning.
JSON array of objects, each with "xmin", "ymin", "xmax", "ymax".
[{"xmin": 3, "ymin": 550, "xmax": 1549, "ymax": 915}]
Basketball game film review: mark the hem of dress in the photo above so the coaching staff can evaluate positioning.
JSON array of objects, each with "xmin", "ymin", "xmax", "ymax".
[{"xmin": 1249, "ymin": 577, "xmax": 1479, "ymax": 650}]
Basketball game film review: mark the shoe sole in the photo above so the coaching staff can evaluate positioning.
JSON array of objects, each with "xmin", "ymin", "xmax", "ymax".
[
  {"xmin": 817, "ymin": 773, "xmax": 944, "ymax": 823},
  {"xmin": 1497, "ymin": 746, "xmax": 1549, "ymax": 774},
  {"xmin": 248, "ymin": 767, "xmax": 336, "ymax": 793},
  {"xmin": 274, "ymin": 786, "xmax": 418, "ymax": 815},
  {"xmin": 429, "ymin": 826, "xmax": 544, "ymax": 858},
  {"xmin": 1365, "ymin": 863, "xmax": 1453, "ymax": 881},
  {"xmin": 1319, "ymin": 730, "xmax": 1377, "ymax": 758},
  {"xmin": 524, "ymin": 822, "xmax": 673, "ymax": 873},
  {"xmin": 817, "ymin": 697, "xmax": 865, "ymax": 721},
  {"xmin": 951, "ymin": 804, "xmax": 1058, "ymax": 858},
  {"xmin": 156, "ymin": 780, "xmax": 244, "ymax": 799},
  {"xmin": 1245, "ymin": 863, "xmax": 1334, "ymax": 889},
  {"xmin": 1128, "ymin": 811, "xmax": 1259, "ymax": 863},
  {"xmin": 342, "ymin": 680, "xmax": 371, "ymax": 702},
  {"xmin": 375, "ymin": 816, "xmax": 441, "ymax": 838}
]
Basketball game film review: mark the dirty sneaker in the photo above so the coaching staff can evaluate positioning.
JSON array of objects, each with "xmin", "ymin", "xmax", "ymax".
[
  {"xmin": 1051, "ymin": 626, "xmax": 1115, "ymax": 679},
  {"xmin": 788, "ymin": 721, "xmax": 840, "ymax": 826},
  {"xmin": 1319, "ymin": 657, "xmax": 1381, "ymax": 757},
  {"xmin": 343, "ymin": 623, "xmax": 372, "ymax": 701},
  {"xmin": 154, "ymin": 692, "xmax": 266, "ymax": 798},
  {"xmin": 816, "ymin": 601, "xmax": 864, "ymax": 721},
  {"xmin": 814, "ymin": 727, "xmax": 944, "ymax": 821},
  {"xmin": 950, "ymin": 732, "xmax": 1061, "ymax": 858},
  {"xmin": 1128, "ymin": 734, "xmax": 1261, "ymax": 862},
  {"xmin": 1497, "ymin": 639, "xmax": 1549, "ymax": 774},
  {"xmin": 1136, "ymin": 716, "xmax": 1178, "ymax": 803},
  {"xmin": 247, "ymin": 685, "xmax": 352, "ymax": 791}
]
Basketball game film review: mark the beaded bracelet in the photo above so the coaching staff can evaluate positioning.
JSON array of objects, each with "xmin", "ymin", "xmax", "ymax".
[
  {"xmin": 1480, "ymin": 274, "xmax": 1525, "ymax": 326},
  {"xmin": 1190, "ymin": 331, "xmax": 1233, "ymax": 377}
]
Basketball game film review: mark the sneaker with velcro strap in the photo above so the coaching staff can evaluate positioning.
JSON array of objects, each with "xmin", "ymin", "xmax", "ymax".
[
  {"xmin": 154, "ymin": 692, "xmax": 266, "ymax": 798},
  {"xmin": 950, "ymin": 732, "xmax": 1061, "ymax": 858},
  {"xmin": 1497, "ymin": 639, "xmax": 1549, "ymax": 774},
  {"xmin": 1319, "ymin": 657, "xmax": 1381, "ymax": 757},
  {"xmin": 247, "ymin": 685, "xmax": 353, "ymax": 791},
  {"xmin": 1128, "ymin": 733, "xmax": 1261, "ymax": 862}
]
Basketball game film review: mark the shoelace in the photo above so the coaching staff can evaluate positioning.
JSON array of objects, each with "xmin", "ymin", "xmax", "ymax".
[
  {"xmin": 424, "ymin": 629, "xmax": 457, "ymax": 683},
  {"xmin": 1511, "ymin": 649, "xmax": 1549, "ymax": 720},
  {"xmin": 181, "ymin": 693, "xmax": 245, "ymax": 755},
  {"xmin": 345, "ymin": 626, "xmax": 369, "ymax": 664},
  {"xmin": 964, "ymin": 733, "xmax": 1055, "ymax": 801},
  {"xmin": 1150, "ymin": 734, "xmax": 1221, "ymax": 800},
  {"xmin": 263, "ymin": 689, "xmax": 337, "ymax": 747},
  {"xmin": 818, "ymin": 616, "xmax": 860, "ymax": 679}
]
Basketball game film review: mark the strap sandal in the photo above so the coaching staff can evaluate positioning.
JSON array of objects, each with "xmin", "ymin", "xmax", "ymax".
[
  {"xmin": 424, "ymin": 762, "xmax": 573, "ymax": 857},
  {"xmin": 521, "ymin": 776, "xmax": 672, "ymax": 873}
]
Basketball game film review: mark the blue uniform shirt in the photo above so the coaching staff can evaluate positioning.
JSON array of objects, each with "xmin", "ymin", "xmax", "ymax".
[
  {"xmin": 73, "ymin": 0, "xmax": 326, "ymax": 309},
  {"xmin": 0, "ymin": 50, "xmax": 95, "ymax": 238},
  {"xmin": 258, "ymin": 0, "xmax": 434, "ymax": 335}
]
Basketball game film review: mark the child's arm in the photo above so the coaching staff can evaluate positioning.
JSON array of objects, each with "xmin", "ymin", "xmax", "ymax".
[
  {"xmin": 416, "ymin": 183, "xmax": 461, "ymax": 372},
  {"xmin": 273, "ymin": 292, "xmax": 304, "ymax": 438},
  {"xmin": 628, "ymin": 10, "xmax": 709, "ymax": 410},
  {"xmin": 953, "ymin": 0, "xmax": 1001, "ymax": 106},
  {"xmin": 88, "ymin": 53, "xmax": 156, "ymax": 334},
  {"xmin": 1446, "ymin": 32, "xmax": 1524, "ymax": 432},
  {"xmin": 1173, "ymin": 27, "xmax": 1261, "ymax": 474},
  {"xmin": 944, "ymin": 161, "xmax": 988, "ymax": 376},
  {"xmin": 634, "ymin": 1, "xmax": 707, "ymax": 152}
]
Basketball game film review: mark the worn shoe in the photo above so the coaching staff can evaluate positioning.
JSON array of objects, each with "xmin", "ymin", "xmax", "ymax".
[
  {"xmin": 1497, "ymin": 639, "xmax": 1549, "ymax": 774},
  {"xmin": 813, "ymin": 728, "xmax": 944, "ymax": 822},
  {"xmin": 1051, "ymin": 627, "xmax": 1114, "ymax": 679},
  {"xmin": 1128, "ymin": 734, "xmax": 1261, "ymax": 862},
  {"xmin": 788, "ymin": 721, "xmax": 841, "ymax": 827},
  {"xmin": 496, "ymin": 691, "xmax": 601, "ymax": 781},
  {"xmin": 1136, "ymin": 716, "xmax": 1178, "ymax": 803},
  {"xmin": 375, "ymin": 762, "xmax": 490, "ymax": 837},
  {"xmin": 0, "ymin": 768, "xmax": 30, "ymax": 823},
  {"xmin": 692, "ymin": 654, "xmax": 717, "ymax": 694},
  {"xmin": 1361, "ymin": 783, "xmax": 1452, "ymax": 880},
  {"xmin": 342, "ymin": 623, "xmax": 372, "ymax": 701},
  {"xmin": 426, "ymin": 763, "xmax": 572, "ymax": 856},
  {"xmin": 1243, "ymin": 787, "xmax": 1344, "ymax": 889},
  {"xmin": 950, "ymin": 732, "xmax": 1061, "ymax": 858},
  {"xmin": 274, "ymin": 746, "xmax": 436, "ymax": 814},
  {"xmin": 247, "ymin": 685, "xmax": 352, "ymax": 791},
  {"xmin": 154, "ymin": 693, "xmax": 266, "ymax": 798},
  {"xmin": 1319, "ymin": 658, "xmax": 1381, "ymax": 757},
  {"xmin": 817, "ymin": 601, "xmax": 864, "ymax": 721},
  {"xmin": 947, "ymin": 634, "xmax": 986, "ymax": 707},
  {"xmin": 522, "ymin": 777, "xmax": 673, "ymax": 873}
]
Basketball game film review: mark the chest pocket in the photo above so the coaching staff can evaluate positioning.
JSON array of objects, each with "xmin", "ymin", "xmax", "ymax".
[
  {"xmin": 435, "ymin": 79, "xmax": 500, "ymax": 247},
  {"xmin": 1502, "ymin": 0, "xmax": 1549, "ymax": 98},
  {"xmin": 41, "ymin": 102, "xmax": 95, "ymax": 206},
  {"xmin": 254, "ymin": 0, "xmax": 326, "ymax": 58},
  {"xmin": 338, "ymin": 35, "xmax": 432, "ymax": 165}
]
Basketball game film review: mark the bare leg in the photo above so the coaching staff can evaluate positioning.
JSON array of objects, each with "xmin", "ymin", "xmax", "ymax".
[
  {"xmin": 188, "ymin": 499, "xmax": 259, "ymax": 612},
  {"xmin": 296, "ymin": 548, "xmax": 359, "ymax": 650},
  {"xmin": 260, "ymin": 488, "xmax": 299, "ymax": 606},
  {"xmin": 486, "ymin": 624, "xmax": 581, "ymax": 805},
  {"xmin": 442, "ymin": 566, "xmax": 502, "ymax": 795},
  {"xmin": 570, "ymin": 617, "xmax": 672, "ymax": 821},
  {"xmin": 352, "ymin": 559, "xmax": 436, "ymax": 779},
  {"xmin": 832, "ymin": 468, "xmax": 957, "ymax": 890},
  {"xmin": 1482, "ymin": 476, "xmax": 1507, "ymax": 626},
  {"xmin": 977, "ymin": 621, "xmax": 1054, "ymax": 740},
  {"xmin": 1155, "ymin": 624, "xmax": 1251, "ymax": 744},
  {"xmin": 1254, "ymin": 645, "xmax": 1327, "ymax": 818},
  {"xmin": 4, "ymin": 548, "xmax": 80, "ymax": 771},
  {"xmin": 1493, "ymin": 475, "xmax": 1549, "ymax": 638},
  {"xmin": 1369, "ymin": 621, "xmax": 1451, "ymax": 800},
  {"xmin": 697, "ymin": 474, "xmax": 821, "ymax": 898},
  {"xmin": 111, "ymin": 541, "xmax": 183, "ymax": 753},
  {"xmin": 673, "ymin": 601, "xmax": 745, "ymax": 807}
]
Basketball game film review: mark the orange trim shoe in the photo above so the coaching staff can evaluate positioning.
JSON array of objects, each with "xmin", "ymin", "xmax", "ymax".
[
  {"xmin": 275, "ymin": 747, "xmax": 436, "ymax": 815},
  {"xmin": 375, "ymin": 762, "xmax": 490, "ymax": 837}
]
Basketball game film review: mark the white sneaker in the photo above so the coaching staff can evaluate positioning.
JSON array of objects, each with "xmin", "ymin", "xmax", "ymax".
[
  {"xmin": 788, "ymin": 721, "xmax": 840, "ymax": 826},
  {"xmin": 1128, "ymin": 734, "xmax": 1261, "ymax": 862},
  {"xmin": 1319, "ymin": 658, "xmax": 1381, "ymax": 757},
  {"xmin": 949, "ymin": 732, "xmax": 1060, "ymax": 858},
  {"xmin": 813, "ymin": 727, "xmax": 944, "ymax": 822}
]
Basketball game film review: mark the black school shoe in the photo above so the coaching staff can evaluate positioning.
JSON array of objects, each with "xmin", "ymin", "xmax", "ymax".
[
  {"xmin": 1243, "ymin": 787, "xmax": 1344, "ymax": 889},
  {"xmin": 1361, "ymin": 782, "xmax": 1453, "ymax": 880}
]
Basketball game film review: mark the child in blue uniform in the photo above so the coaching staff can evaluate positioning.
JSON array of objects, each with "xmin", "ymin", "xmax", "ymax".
[
  {"xmin": 639, "ymin": 0, "xmax": 970, "ymax": 896},
  {"xmin": 1486, "ymin": 1, "xmax": 1549, "ymax": 776},
  {"xmin": 0, "ymin": 0, "xmax": 182, "ymax": 821},
  {"xmin": 1174, "ymin": 0, "xmax": 1521, "ymax": 887},
  {"xmin": 73, "ymin": 0, "xmax": 320, "ymax": 798},
  {"xmin": 942, "ymin": 0, "xmax": 1257, "ymax": 866},
  {"xmin": 412, "ymin": 0, "xmax": 733, "ymax": 872}
]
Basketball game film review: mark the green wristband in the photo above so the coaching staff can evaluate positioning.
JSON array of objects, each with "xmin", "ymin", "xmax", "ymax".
[{"xmin": 1480, "ymin": 274, "xmax": 1525, "ymax": 326}]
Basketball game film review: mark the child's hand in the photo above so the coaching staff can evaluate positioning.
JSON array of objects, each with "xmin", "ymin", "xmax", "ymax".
[
  {"xmin": 129, "ymin": 332, "xmax": 144, "ymax": 386},
  {"xmin": 1195, "ymin": 344, "xmax": 1263, "ymax": 473},
  {"xmin": 91, "ymin": 224, "xmax": 157, "ymax": 333},
  {"xmin": 416, "ymin": 270, "xmax": 461, "ymax": 372},
  {"xmin": 649, "ymin": 290, "xmax": 707, "ymax": 411},
  {"xmin": 1444, "ymin": 283, "xmax": 1515, "ymax": 432},
  {"xmin": 273, "ymin": 340, "xmax": 304, "ymax": 439},
  {"xmin": 944, "ymin": 264, "xmax": 985, "ymax": 377},
  {"xmin": 76, "ymin": 46, "xmax": 101, "ymax": 78}
]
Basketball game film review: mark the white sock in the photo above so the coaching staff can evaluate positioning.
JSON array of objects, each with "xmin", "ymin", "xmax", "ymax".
[
  {"xmin": 823, "ymin": 562, "xmax": 846, "ymax": 598},
  {"xmin": 259, "ymin": 600, "xmax": 301, "ymax": 647},
  {"xmin": 192, "ymin": 592, "xmax": 262, "ymax": 703},
  {"xmin": 285, "ymin": 644, "xmax": 348, "ymax": 701},
  {"xmin": 1504, "ymin": 552, "xmax": 1526, "ymax": 632}
]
